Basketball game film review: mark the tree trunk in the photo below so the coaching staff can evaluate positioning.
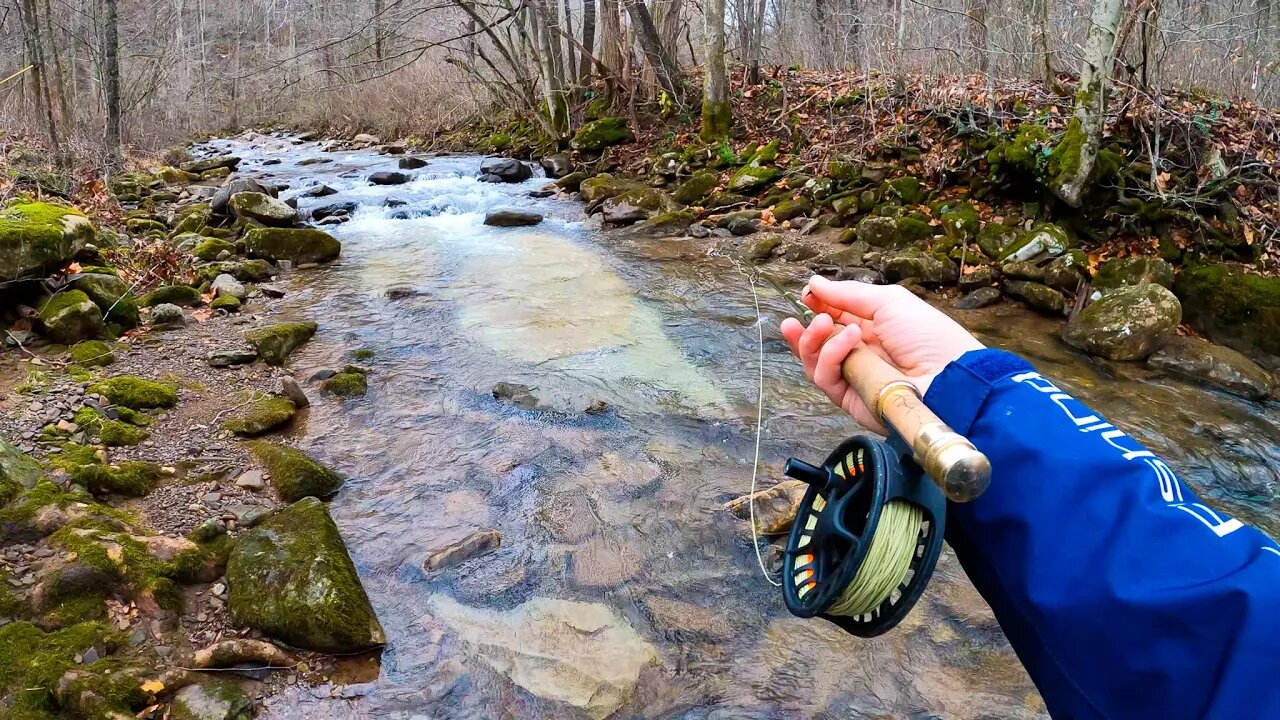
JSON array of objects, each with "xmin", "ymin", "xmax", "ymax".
[
  {"xmin": 1031, "ymin": 0, "xmax": 1053, "ymax": 85},
  {"xmin": 968, "ymin": 0, "xmax": 994, "ymax": 114},
  {"xmin": 701, "ymin": 0, "xmax": 729, "ymax": 139},
  {"xmin": 579, "ymin": 0, "xmax": 597, "ymax": 81},
  {"xmin": 601, "ymin": 0, "xmax": 623, "ymax": 98},
  {"xmin": 374, "ymin": 0, "xmax": 385, "ymax": 63},
  {"xmin": 42, "ymin": 0, "xmax": 71, "ymax": 131},
  {"xmin": 748, "ymin": 0, "xmax": 765, "ymax": 84},
  {"xmin": 622, "ymin": 0, "xmax": 681, "ymax": 99},
  {"xmin": 891, "ymin": 0, "xmax": 906, "ymax": 91},
  {"xmin": 531, "ymin": 0, "xmax": 571, "ymax": 134},
  {"xmin": 1053, "ymin": 0, "xmax": 1126, "ymax": 207},
  {"xmin": 562, "ymin": 0, "xmax": 578, "ymax": 83},
  {"xmin": 103, "ymin": 0, "xmax": 123, "ymax": 165},
  {"xmin": 19, "ymin": 0, "xmax": 63, "ymax": 163}
]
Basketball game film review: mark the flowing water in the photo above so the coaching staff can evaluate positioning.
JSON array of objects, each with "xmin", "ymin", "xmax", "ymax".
[{"xmin": 198, "ymin": 135, "xmax": 1280, "ymax": 719}]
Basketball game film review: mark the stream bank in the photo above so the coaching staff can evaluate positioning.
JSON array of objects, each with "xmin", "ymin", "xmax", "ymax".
[{"xmin": 0, "ymin": 129, "xmax": 1277, "ymax": 719}]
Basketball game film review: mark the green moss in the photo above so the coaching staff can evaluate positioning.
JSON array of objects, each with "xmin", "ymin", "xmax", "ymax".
[
  {"xmin": 192, "ymin": 238, "xmax": 236, "ymax": 261},
  {"xmin": 827, "ymin": 159, "xmax": 861, "ymax": 184},
  {"xmin": 352, "ymin": 348, "xmax": 375, "ymax": 360},
  {"xmin": 1174, "ymin": 263, "xmax": 1280, "ymax": 364},
  {"xmin": 69, "ymin": 461, "xmax": 162, "ymax": 496},
  {"xmin": 244, "ymin": 321, "xmax": 318, "ymax": 365},
  {"xmin": 986, "ymin": 123, "xmax": 1051, "ymax": 175},
  {"xmin": 138, "ymin": 284, "xmax": 201, "ymax": 307},
  {"xmin": 885, "ymin": 176, "xmax": 924, "ymax": 204},
  {"xmin": 170, "ymin": 204, "xmax": 211, "ymax": 235},
  {"xmin": 172, "ymin": 534, "xmax": 234, "ymax": 584},
  {"xmin": 114, "ymin": 406, "xmax": 152, "ymax": 427},
  {"xmin": 77, "ymin": 265, "xmax": 117, "ymax": 275},
  {"xmin": 0, "ymin": 569, "xmax": 26, "ymax": 617},
  {"xmin": 896, "ymin": 216, "xmax": 936, "ymax": 245},
  {"xmin": 484, "ymin": 132, "xmax": 513, "ymax": 151},
  {"xmin": 243, "ymin": 227, "xmax": 341, "ymax": 264},
  {"xmin": 0, "ymin": 202, "xmax": 93, "ymax": 281},
  {"xmin": 70, "ymin": 273, "xmax": 138, "ymax": 328},
  {"xmin": 246, "ymin": 441, "xmax": 343, "ymax": 502},
  {"xmin": 38, "ymin": 290, "xmax": 92, "ymax": 322},
  {"xmin": 210, "ymin": 295, "xmax": 241, "ymax": 312},
  {"xmin": 672, "ymin": 171, "xmax": 719, "ymax": 205},
  {"xmin": 125, "ymin": 217, "xmax": 167, "ymax": 235},
  {"xmin": 570, "ymin": 117, "xmax": 634, "ymax": 152},
  {"xmin": 49, "ymin": 525, "xmax": 181, "ymax": 609},
  {"xmin": 700, "ymin": 100, "xmax": 732, "ymax": 141},
  {"xmin": 0, "ymin": 621, "xmax": 124, "ymax": 719},
  {"xmin": 97, "ymin": 420, "xmax": 149, "ymax": 447},
  {"xmin": 1048, "ymin": 117, "xmax": 1086, "ymax": 187},
  {"xmin": 89, "ymin": 376, "xmax": 178, "ymax": 409},
  {"xmin": 47, "ymin": 443, "xmax": 101, "ymax": 471},
  {"xmin": 69, "ymin": 340, "xmax": 115, "ymax": 366},
  {"xmin": 322, "ymin": 372, "xmax": 368, "ymax": 398},
  {"xmin": 939, "ymin": 202, "xmax": 980, "ymax": 241},
  {"xmin": 221, "ymin": 393, "xmax": 296, "ymax": 436}
]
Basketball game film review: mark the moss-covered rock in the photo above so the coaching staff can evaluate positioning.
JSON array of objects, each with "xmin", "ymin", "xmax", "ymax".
[
  {"xmin": 621, "ymin": 210, "xmax": 697, "ymax": 239},
  {"xmin": 171, "ymin": 679, "xmax": 253, "ymax": 720},
  {"xmin": 1095, "ymin": 257, "xmax": 1174, "ymax": 291},
  {"xmin": 170, "ymin": 204, "xmax": 212, "ymax": 236},
  {"xmin": 884, "ymin": 176, "xmax": 924, "ymax": 204},
  {"xmin": 181, "ymin": 155, "xmax": 240, "ymax": 174},
  {"xmin": 126, "ymin": 217, "xmax": 168, "ymax": 235},
  {"xmin": 38, "ymin": 290, "xmax": 104, "ymax": 344},
  {"xmin": 600, "ymin": 188, "xmax": 678, "ymax": 225},
  {"xmin": 570, "ymin": 117, "xmax": 634, "ymax": 153},
  {"xmin": 1000, "ymin": 222, "xmax": 1071, "ymax": 263},
  {"xmin": 0, "ymin": 621, "xmax": 128, "ymax": 719},
  {"xmin": 895, "ymin": 216, "xmax": 936, "ymax": 246},
  {"xmin": 227, "ymin": 192, "xmax": 296, "ymax": 226},
  {"xmin": 939, "ymin": 202, "xmax": 980, "ymax": 242},
  {"xmin": 0, "ymin": 201, "xmax": 95, "ymax": 282},
  {"xmin": 1062, "ymin": 283, "xmax": 1182, "ymax": 360},
  {"xmin": 1043, "ymin": 250, "xmax": 1091, "ymax": 293},
  {"xmin": 1173, "ymin": 263, "xmax": 1280, "ymax": 369},
  {"xmin": 70, "ymin": 340, "xmax": 115, "ymax": 367},
  {"xmin": 856, "ymin": 215, "xmax": 899, "ymax": 247},
  {"xmin": 728, "ymin": 140, "xmax": 783, "ymax": 193},
  {"xmin": 243, "ymin": 227, "xmax": 340, "ymax": 265},
  {"xmin": 71, "ymin": 273, "xmax": 139, "ymax": 328},
  {"xmin": 192, "ymin": 238, "xmax": 237, "ymax": 261},
  {"xmin": 321, "ymin": 371, "xmax": 367, "ymax": 398},
  {"xmin": 1004, "ymin": 279, "xmax": 1066, "ymax": 315},
  {"xmin": 0, "ymin": 438, "xmax": 41, "ymax": 495},
  {"xmin": 226, "ymin": 497, "xmax": 384, "ymax": 652},
  {"xmin": 883, "ymin": 251, "xmax": 958, "ymax": 285},
  {"xmin": 977, "ymin": 222, "xmax": 1019, "ymax": 259},
  {"xmin": 221, "ymin": 393, "xmax": 296, "ymax": 436},
  {"xmin": 210, "ymin": 295, "xmax": 242, "ymax": 313},
  {"xmin": 246, "ymin": 442, "xmax": 343, "ymax": 502},
  {"xmin": 554, "ymin": 171, "xmax": 590, "ymax": 192},
  {"xmin": 138, "ymin": 284, "xmax": 201, "ymax": 307},
  {"xmin": 157, "ymin": 165, "xmax": 201, "ymax": 184},
  {"xmin": 986, "ymin": 123, "xmax": 1051, "ymax": 176},
  {"xmin": 244, "ymin": 321, "xmax": 317, "ymax": 365},
  {"xmin": 69, "ymin": 461, "xmax": 162, "ymax": 495},
  {"xmin": 89, "ymin": 376, "xmax": 178, "ymax": 409},
  {"xmin": 672, "ymin": 171, "xmax": 719, "ymax": 205},
  {"xmin": 579, "ymin": 173, "xmax": 642, "ymax": 205},
  {"xmin": 772, "ymin": 197, "xmax": 812, "ymax": 221}
]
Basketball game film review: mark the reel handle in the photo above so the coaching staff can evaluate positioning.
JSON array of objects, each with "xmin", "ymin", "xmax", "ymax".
[{"xmin": 839, "ymin": 341, "xmax": 991, "ymax": 502}]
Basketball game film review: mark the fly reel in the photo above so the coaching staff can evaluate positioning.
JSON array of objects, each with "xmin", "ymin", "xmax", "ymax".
[{"xmin": 782, "ymin": 433, "xmax": 947, "ymax": 637}]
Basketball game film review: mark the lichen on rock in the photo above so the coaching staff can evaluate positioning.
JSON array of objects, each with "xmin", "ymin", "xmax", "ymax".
[{"xmin": 1062, "ymin": 283, "xmax": 1182, "ymax": 360}]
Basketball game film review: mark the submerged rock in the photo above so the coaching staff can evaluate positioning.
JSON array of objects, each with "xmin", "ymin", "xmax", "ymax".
[
  {"xmin": 244, "ymin": 227, "xmax": 341, "ymax": 264},
  {"xmin": 955, "ymin": 286, "xmax": 1002, "ymax": 309},
  {"xmin": 1062, "ymin": 283, "xmax": 1182, "ymax": 360},
  {"xmin": 723, "ymin": 480, "xmax": 806, "ymax": 535},
  {"xmin": 1148, "ymin": 336, "xmax": 1276, "ymax": 400},
  {"xmin": 227, "ymin": 497, "xmax": 383, "ymax": 652},
  {"xmin": 424, "ymin": 529, "xmax": 501, "ymax": 571},
  {"xmin": 427, "ymin": 594, "xmax": 657, "ymax": 720},
  {"xmin": 484, "ymin": 209, "xmax": 543, "ymax": 227}
]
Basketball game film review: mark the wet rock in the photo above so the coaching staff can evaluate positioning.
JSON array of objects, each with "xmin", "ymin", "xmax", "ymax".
[
  {"xmin": 727, "ymin": 217, "xmax": 759, "ymax": 236},
  {"xmin": 1003, "ymin": 279, "xmax": 1065, "ymax": 315},
  {"xmin": 384, "ymin": 285, "xmax": 424, "ymax": 300},
  {"xmin": 555, "ymin": 171, "xmax": 589, "ymax": 192},
  {"xmin": 540, "ymin": 153, "xmax": 573, "ymax": 178},
  {"xmin": 427, "ymin": 594, "xmax": 657, "ymax": 720},
  {"xmin": 244, "ymin": 321, "xmax": 317, "ymax": 365},
  {"xmin": 300, "ymin": 184, "xmax": 338, "ymax": 198},
  {"xmin": 492, "ymin": 382, "xmax": 539, "ymax": 410},
  {"xmin": 398, "ymin": 156, "xmax": 429, "ymax": 170},
  {"xmin": 957, "ymin": 265, "xmax": 998, "ymax": 292},
  {"xmin": 955, "ymin": 286, "xmax": 1002, "ymax": 309},
  {"xmin": 281, "ymin": 376, "xmax": 310, "ymax": 408},
  {"xmin": 484, "ymin": 209, "xmax": 544, "ymax": 227},
  {"xmin": 1148, "ymin": 336, "xmax": 1275, "ymax": 400},
  {"xmin": 478, "ymin": 158, "xmax": 532, "ymax": 183},
  {"xmin": 1001, "ymin": 260, "xmax": 1046, "ymax": 282},
  {"xmin": 243, "ymin": 227, "xmax": 341, "ymax": 264},
  {"xmin": 228, "ymin": 497, "xmax": 384, "ymax": 652},
  {"xmin": 1062, "ymin": 283, "xmax": 1182, "ymax": 360},
  {"xmin": 600, "ymin": 188, "xmax": 677, "ymax": 225},
  {"xmin": 211, "ymin": 178, "xmax": 272, "ymax": 214},
  {"xmin": 1174, "ymin": 264, "xmax": 1280, "ymax": 368},
  {"xmin": 1095, "ymin": 257, "xmax": 1174, "ymax": 291},
  {"xmin": 170, "ymin": 680, "xmax": 253, "ymax": 720},
  {"xmin": 424, "ymin": 529, "xmax": 501, "ymax": 571},
  {"xmin": 259, "ymin": 282, "xmax": 288, "ymax": 298},
  {"xmin": 227, "ymin": 192, "xmax": 296, "ymax": 226},
  {"xmin": 210, "ymin": 274, "xmax": 247, "ymax": 300},
  {"xmin": 723, "ymin": 480, "xmax": 805, "ymax": 534},
  {"xmin": 311, "ymin": 201, "xmax": 358, "ymax": 221},
  {"xmin": 883, "ymin": 252, "xmax": 958, "ymax": 285},
  {"xmin": 150, "ymin": 303, "xmax": 186, "ymax": 328},
  {"xmin": 207, "ymin": 348, "xmax": 258, "ymax": 368},
  {"xmin": 38, "ymin": 290, "xmax": 103, "ymax": 344},
  {"xmin": 621, "ymin": 211, "xmax": 696, "ymax": 239},
  {"xmin": 193, "ymin": 638, "xmax": 294, "ymax": 669},
  {"xmin": 321, "ymin": 372, "xmax": 367, "ymax": 398},
  {"xmin": 1043, "ymin": 250, "xmax": 1090, "ymax": 293},
  {"xmin": 368, "ymin": 171, "xmax": 411, "ymax": 185},
  {"xmin": 742, "ymin": 233, "xmax": 783, "ymax": 262}
]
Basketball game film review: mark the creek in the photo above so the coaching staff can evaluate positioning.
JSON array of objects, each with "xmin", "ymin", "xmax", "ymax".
[{"xmin": 199, "ymin": 135, "xmax": 1280, "ymax": 719}]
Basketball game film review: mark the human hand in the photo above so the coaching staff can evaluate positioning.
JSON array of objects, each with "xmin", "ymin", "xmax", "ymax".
[{"xmin": 779, "ymin": 276, "xmax": 985, "ymax": 433}]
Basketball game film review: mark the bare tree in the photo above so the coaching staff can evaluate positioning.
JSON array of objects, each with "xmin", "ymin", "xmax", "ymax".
[
  {"xmin": 622, "ymin": 0, "xmax": 682, "ymax": 99},
  {"xmin": 579, "ymin": 0, "xmax": 597, "ymax": 81},
  {"xmin": 103, "ymin": 0, "xmax": 122, "ymax": 164},
  {"xmin": 702, "ymin": 0, "xmax": 729, "ymax": 138}
]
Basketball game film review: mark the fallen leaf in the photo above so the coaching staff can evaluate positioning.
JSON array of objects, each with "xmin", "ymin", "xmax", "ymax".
[{"xmin": 140, "ymin": 680, "xmax": 164, "ymax": 694}]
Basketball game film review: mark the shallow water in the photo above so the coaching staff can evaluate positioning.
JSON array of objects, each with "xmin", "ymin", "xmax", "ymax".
[{"xmin": 199, "ymin": 135, "xmax": 1280, "ymax": 719}]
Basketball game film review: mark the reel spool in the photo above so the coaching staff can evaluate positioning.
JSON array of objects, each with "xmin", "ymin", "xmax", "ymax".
[{"xmin": 781, "ymin": 434, "xmax": 947, "ymax": 637}]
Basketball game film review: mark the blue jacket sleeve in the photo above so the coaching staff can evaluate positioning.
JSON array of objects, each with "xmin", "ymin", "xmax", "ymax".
[{"xmin": 922, "ymin": 348, "xmax": 1280, "ymax": 720}]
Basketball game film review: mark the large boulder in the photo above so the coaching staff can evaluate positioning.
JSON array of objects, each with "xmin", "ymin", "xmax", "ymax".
[
  {"xmin": 882, "ymin": 251, "xmax": 958, "ymax": 285},
  {"xmin": 0, "ymin": 438, "xmax": 42, "ymax": 497},
  {"xmin": 1062, "ymin": 283, "xmax": 1182, "ymax": 360},
  {"xmin": 38, "ymin": 290, "xmax": 103, "ymax": 344},
  {"xmin": 227, "ymin": 497, "xmax": 384, "ymax": 653},
  {"xmin": 540, "ymin": 153, "xmax": 574, "ymax": 179},
  {"xmin": 600, "ymin": 188, "xmax": 677, "ymax": 225},
  {"xmin": 1148, "ymin": 336, "xmax": 1276, "ymax": 401},
  {"xmin": 1173, "ymin": 263, "xmax": 1280, "ymax": 369},
  {"xmin": 368, "ymin": 171, "xmax": 411, "ymax": 185},
  {"xmin": 579, "ymin": 173, "xmax": 641, "ymax": 205},
  {"xmin": 1095, "ymin": 257, "xmax": 1174, "ymax": 291},
  {"xmin": 243, "ymin": 227, "xmax": 340, "ymax": 264},
  {"xmin": 244, "ymin": 321, "xmax": 317, "ymax": 365},
  {"xmin": 227, "ymin": 192, "xmax": 296, "ymax": 226},
  {"xmin": 727, "ymin": 140, "xmax": 782, "ymax": 193},
  {"xmin": 478, "ymin": 158, "xmax": 532, "ymax": 183},
  {"xmin": 70, "ymin": 273, "xmax": 139, "ymax": 328},
  {"xmin": 180, "ymin": 155, "xmax": 240, "ymax": 175},
  {"xmin": 246, "ymin": 441, "xmax": 343, "ymax": 502},
  {"xmin": 427, "ymin": 594, "xmax": 657, "ymax": 720},
  {"xmin": 484, "ymin": 209, "xmax": 543, "ymax": 227},
  {"xmin": 570, "ymin": 117, "xmax": 634, "ymax": 153},
  {"xmin": 0, "ymin": 202, "xmax": 96, "ymax": 281},
  {"xmin": 211, "ymin": 178, "xmax": 272, "ymax": 215}
]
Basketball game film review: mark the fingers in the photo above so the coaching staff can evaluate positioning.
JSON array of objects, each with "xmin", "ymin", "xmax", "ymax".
[
  {"xmin": 812, "ymin": 323, "xmax": 863, "ymax": 404},
  {"xmin": 795, "ymin": 313, "xmax": 835, "ymax": 381},
  {"xmin": 805, "ymin": 275, "xmax": 913, "ymax": 323},
  {"xmin": 780, "ymin": 317, "xmax": 804, "ymax": 358}
]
